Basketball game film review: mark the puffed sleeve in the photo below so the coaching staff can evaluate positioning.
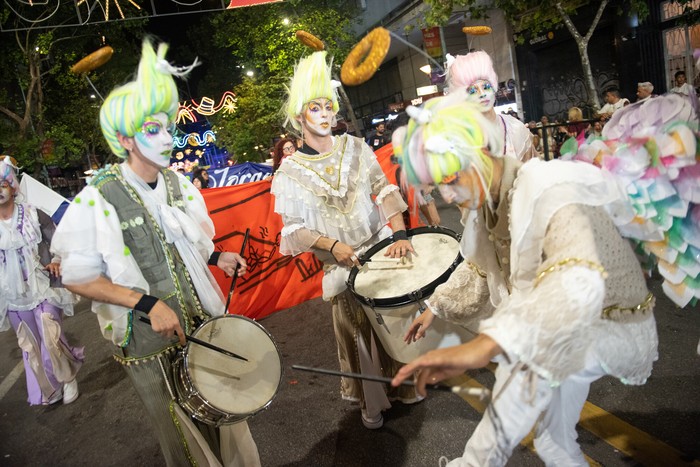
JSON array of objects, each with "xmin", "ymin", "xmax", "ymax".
[
  {"xmin": 51, "ymin": 186, "xmax": 148, "ymax": 292},
  {"xmin": 365, "ymin": 144, "xmax": 407, "ymax": 221},
  {"xmin": 479, "ymin": 204, "xmax": 607, "ymax": 383},
  {"xmin": 279, "ymin": 217, "xmax": 324, "ymax": 257},
  {"xmin": 427, "ymin": 260, "xmax": 492, "ymax": 333}
]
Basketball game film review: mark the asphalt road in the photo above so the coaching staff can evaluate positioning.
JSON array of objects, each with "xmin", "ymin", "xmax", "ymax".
[{"xmin": 0, "ymin": 197, "xmax": 698, "ymax": 466}]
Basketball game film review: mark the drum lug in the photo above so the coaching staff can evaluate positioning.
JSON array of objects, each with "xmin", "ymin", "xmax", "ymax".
[{"xmin": 368, "ymin": 298, "xmax": 391, "ymax": 335}]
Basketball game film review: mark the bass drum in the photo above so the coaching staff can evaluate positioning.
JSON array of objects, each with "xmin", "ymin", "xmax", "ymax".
[
  {"xmin": 173, "ymin": 315, "xmax": 282, "ymax": 426},
  {"xmin": 348, "ymin": 227, "xmax": 474, "ymax": 364}
]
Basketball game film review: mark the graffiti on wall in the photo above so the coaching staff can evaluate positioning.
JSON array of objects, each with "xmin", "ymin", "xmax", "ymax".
[{"xmin": 541, "ymin": 68, "xmax": 619, "ymax": 120}]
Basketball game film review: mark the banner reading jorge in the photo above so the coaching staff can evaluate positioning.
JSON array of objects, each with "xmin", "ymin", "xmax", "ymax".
[{"xmin": 204, "ymin": 179, "xmax": 323, "ymax": 320}]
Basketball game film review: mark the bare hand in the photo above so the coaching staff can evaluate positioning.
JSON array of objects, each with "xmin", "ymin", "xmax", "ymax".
[
  {"xmin": 404, "ymin": 308, "xmax": 435, "ymax": 344},
  {"xmin": 391, "ymin": 335, "xmax": 502, "ymax": 397},
  {"xmin": 217, "ymin": 252, "xmax": 247, "ymax": 276},
  {"xmin": 44, "ymin": 262, "xmax": 61, "ymax": 277},
  {"xmin": 385, "ymin": 239, "xmax": 414, "ymax": 258},
  {"xmin": 332, "ymin": 242, "xmax": 360, "ymax": 268},
  {"xmin": 148, "ymin": 301, "xmax": 186, "ymax": 346}
]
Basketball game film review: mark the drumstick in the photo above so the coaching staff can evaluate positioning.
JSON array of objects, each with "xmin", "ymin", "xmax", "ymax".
[
  {"xmin": 225, "ymin": 228, "xmax": 250, "ymax": 312},
  {"xmin": 359, "ymin": 257, "xmax": 408, "ymax": 264},
  {"xmin": 291, "ymin": 364, "xmax": 490, "ymax": 399},
  {"xmin": 138, "ymin": 316, "xmax": 248, "ymax": 362}
]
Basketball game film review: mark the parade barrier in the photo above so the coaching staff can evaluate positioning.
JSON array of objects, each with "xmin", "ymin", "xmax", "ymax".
[{"xmin": 203, "ymin": 142, "xmax": 424, "ymax": 320}]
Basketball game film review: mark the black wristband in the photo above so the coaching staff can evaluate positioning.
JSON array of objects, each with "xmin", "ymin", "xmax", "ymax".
[
  {"xmin": 134, "ymin": 294, "xmax": 159, "ymax": 314},
  {"xmin": 392, "ymin": 230, "xmax": 408, "ymax": 241},
  {"xmin": 208, "ymin": 251, "xmax": 222, "ymax": 266},
  {"xmin": 329, "ymin": 240, "xmax": 340, "ymax": 255}
]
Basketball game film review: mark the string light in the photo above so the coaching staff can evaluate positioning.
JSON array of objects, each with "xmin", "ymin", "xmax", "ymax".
[{"xmin": 176, "ymin": 90, "xmax": 237, "ymax": 123}]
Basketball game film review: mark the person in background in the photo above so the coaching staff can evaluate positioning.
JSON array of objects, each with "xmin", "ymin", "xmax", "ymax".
[
  {"xmin": 365, "ymin": 122, "xmax": 388, "ymax": 150},
  {"xmin": 596, "ymin": 87, "xmax": 630, "ymax": 121},
  {"xmin": 445, "ymin": 51, "xmax": 536, "ymax": 162},
  {"xmin": 193, "ymin": 167, "xmax": 210, "ymax": 189},
  {"xmin": 636, "ymin": 82, "xmax": 656, "ymax": 102},
  {"xmin": 0, "ymin": 155, "xmax": 83, "ymax": 406},
  {"xmin": 272, "ymin": 137, "xmax": 297, "ymax": 173},
  {"xmin": 566, "ymin": 107, "xmax": 589, "ymax": 143},
  {"xmin": 50, "ymin": 39, "xmax": 260, "ymax": 467},
  {"xmin": 670, "ymin": 70, "xmax": 691, "ymax": 96}
]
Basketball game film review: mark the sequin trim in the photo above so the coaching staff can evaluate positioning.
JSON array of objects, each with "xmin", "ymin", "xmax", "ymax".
[
  {"xmin": 112, "ymin": 345, "xmax": 179, "ymax": 366},
  {"xmin": 118, "ymin": 311, "xmax": 134, "ymax": 348},
  {"xmin": 601, "ymin": 292, "xmax": 655, "ymax": 321},
  {"xmin": 168, "ymin": 400, "xmax": 198, "ymax": 467},
  {"xmin": 534, "ymin": 258, "xmax": 607, "ymax": 287}
]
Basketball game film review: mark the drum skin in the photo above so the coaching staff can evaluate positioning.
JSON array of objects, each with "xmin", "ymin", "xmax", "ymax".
[
  {"xmin": 173, "ymin": 315, "xmax": 282, "ymax": 426},
  {"xmin": 71, "ymin": 46, "xmax": 114, "ymax": 74},
  {"xmin": 348, "ymin": 227, "xmax": 474, "ymax": 363}
]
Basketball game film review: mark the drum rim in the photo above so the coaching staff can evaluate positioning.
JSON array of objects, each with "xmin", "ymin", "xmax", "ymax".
[
  {"xmin": 182, "ymin": 314, "xmax": 284, "ymax": 424},
  {"xmin": 347, "ymin": 226, "xmax": 463, "ymax": 308}
]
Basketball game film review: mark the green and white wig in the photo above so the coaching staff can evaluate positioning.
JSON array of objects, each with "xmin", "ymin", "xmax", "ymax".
[
  {"xmin": 393, "ymin": 92, "xmax": 503, "ymax": 205},
  {"xmin": 285, "ymin": 51, "xmax": 340, "ymax": 133},
  {"xmin": 99, "ymin": 39, "xmax": 196, "ymax": 158}
]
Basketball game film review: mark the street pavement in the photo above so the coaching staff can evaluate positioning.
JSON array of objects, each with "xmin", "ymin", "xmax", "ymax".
[{"xmin": 0, "ymin": 197, "xmax": 699, "ymax": 466}]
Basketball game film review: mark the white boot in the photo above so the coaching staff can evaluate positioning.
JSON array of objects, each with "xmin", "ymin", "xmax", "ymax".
[{"xmin": 63, "ymin": 379, "xmax": 79, "ymax": 404}]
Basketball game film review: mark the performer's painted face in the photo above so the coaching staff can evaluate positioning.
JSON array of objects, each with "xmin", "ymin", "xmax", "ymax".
[
  {"xmin": 466, "ymin": 79, "xmax": 496, "ymax": 112},
  {"xmin": 133, "ymin": 113, "xmax": 174, "ymax": 168},
  {"xmin": 0, "ymin": 179, "xmax": 14, "ymax": 206},
  {"xmin": 437, "ymin": 167, "xmax": 485, "ymax": 210},
  {"xmin": 301, "ymin": 98, "xmax": 334, "ymax": 137}
]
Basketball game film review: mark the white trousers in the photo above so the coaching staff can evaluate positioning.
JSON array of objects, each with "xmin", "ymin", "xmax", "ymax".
[{"xmin": 448, "ymin": 353, "xmax": 606, "ymax": 467}]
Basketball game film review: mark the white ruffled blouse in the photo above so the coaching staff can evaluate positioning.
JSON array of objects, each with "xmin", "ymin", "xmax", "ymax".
[
  {"xmin": 51, "ymin": 163, "xmax": 224, "ymax": 345},
  {"xmin": 0, "ymin": 203, "xmax": 74, "ymax": 331},
  {"xmin": 271, "ymin": 134, "xmax": 406, "ymax": 255}
]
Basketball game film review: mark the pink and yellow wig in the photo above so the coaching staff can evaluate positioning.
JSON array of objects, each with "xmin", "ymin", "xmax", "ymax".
[
  {"xmin": 446, "ymin": 51, "xmax": 499, "ymax": 93},
  {"xmin": 285, "ymin": 51, "xmax": 340, "ymax": 132},
  {"xmin": 99, "ymin": 39, "xmax": 179, "ymax": 159},
  {"xmin": 393, "ymin": 93, "xmax": 503, "ymax": 204},
  {"xmin": 0, "ymin": 156, "xmax": 19, "ymax": 190}
]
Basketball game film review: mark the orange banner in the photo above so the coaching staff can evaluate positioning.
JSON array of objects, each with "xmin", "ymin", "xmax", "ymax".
[
  {"xmin": 202, "ymin": 143, "xmax": 421, "ymax": 320},
  {"xmin": 204, "ymin": 179, "xmax": 323, "ymax": 320}
]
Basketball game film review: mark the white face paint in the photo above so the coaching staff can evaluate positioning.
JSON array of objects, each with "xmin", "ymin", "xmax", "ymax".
[
  {"xmin": 300, "ymin": 98, "xmax": 334, "ymax": 137},
  {"xmin": 437, "ymin": 168, "xmax": 485, "ymax": 210},
  {"xmin": 0, "ymin": 180, "xmax": 13, "ymax": 206},
  {"xmin": 466, "ymin": 79, "xmax": 496, "ymax": 112},
  {"xmin": 133, "ymin": 113, "xmax": 174, "ymax": 168}
]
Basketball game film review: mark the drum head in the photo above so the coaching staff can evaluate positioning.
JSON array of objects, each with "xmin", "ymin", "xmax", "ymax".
[
  {"xmin": 349, "ymin": 227, "xmax": 461, "ymax": 307},
  {"xmin": 186, "ymin": 315, "xmax": 282, "ymax": 417}
]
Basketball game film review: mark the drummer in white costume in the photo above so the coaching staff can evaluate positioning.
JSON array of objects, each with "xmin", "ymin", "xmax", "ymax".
[
  {"xmin": 51, "ymin": 40, "xmax": 260, "ymax": 467},
  {"xmin": 392, "ymin": 95, "xmax": 658, "ymax": 466},
  {"xmin": 270, "ymin": 51, "xmax": 419, "ymax": 429}
]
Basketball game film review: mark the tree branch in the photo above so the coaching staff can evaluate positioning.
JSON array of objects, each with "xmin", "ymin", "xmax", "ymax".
[
  {"xmin": 554, "ymin": 2, "xmax": 583, "ymax": 44},
  {"xmin": 584, "ymin": 0, "xmax": 609, "ymax": 43},
  {"xmin": 0, "ymin": 105, "xmax": 23, "ymax": 127}
]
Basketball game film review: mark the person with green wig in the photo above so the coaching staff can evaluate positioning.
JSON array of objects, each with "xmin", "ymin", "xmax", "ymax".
[
  {"xmin": 270, "ymin": 51, "xmax": 420, "ymax": 429},
  {"xmin": 390, "ymin": 93, "xmax": 660, "ymax": 466},
  {"xmin": 51, "ymin": 39, "xmax": 260, "ymax": 466}
]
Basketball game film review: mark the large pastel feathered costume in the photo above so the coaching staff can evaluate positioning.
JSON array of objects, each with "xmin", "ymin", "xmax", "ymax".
[{"xmin": 561, "ymin": 91, "xmax": 699, "ymax": 308}]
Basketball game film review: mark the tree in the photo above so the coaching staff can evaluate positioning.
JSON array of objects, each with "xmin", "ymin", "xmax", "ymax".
[
  {"xmin": 422, "ymin": 0, "xmax": 697, "ymax": 110},
  {"xmin": 183, "ymin": 0, "xmax": 359, "ymax": 162},
  {"xmin": 0, "ymin": 18, "xmax": 145, "ymax": 174}
]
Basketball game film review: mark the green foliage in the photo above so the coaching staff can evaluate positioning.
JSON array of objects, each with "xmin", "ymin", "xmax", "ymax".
[
  {"xmin": 201, "ymin": 0, "xmax": 359, "ymax": 157},
  {"xmin": 0, "ymin": 20, "xmax": 145, "ymax": 172},
  {"xmin": 210, "ymin": 76, "xmax": 288, "ymax": 163}
]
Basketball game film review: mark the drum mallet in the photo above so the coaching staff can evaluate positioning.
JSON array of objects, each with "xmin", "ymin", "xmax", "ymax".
[
  {"xmin": 225, "ymin": 228, "xmax": 250, "ymax": 312},
  {"xmin": 291, "ymin": 364, "xmax": 490, "ymax": 401},
  {"xmin": 138, "ymin": 316, "xmax": 248, "ymax": 362}
]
